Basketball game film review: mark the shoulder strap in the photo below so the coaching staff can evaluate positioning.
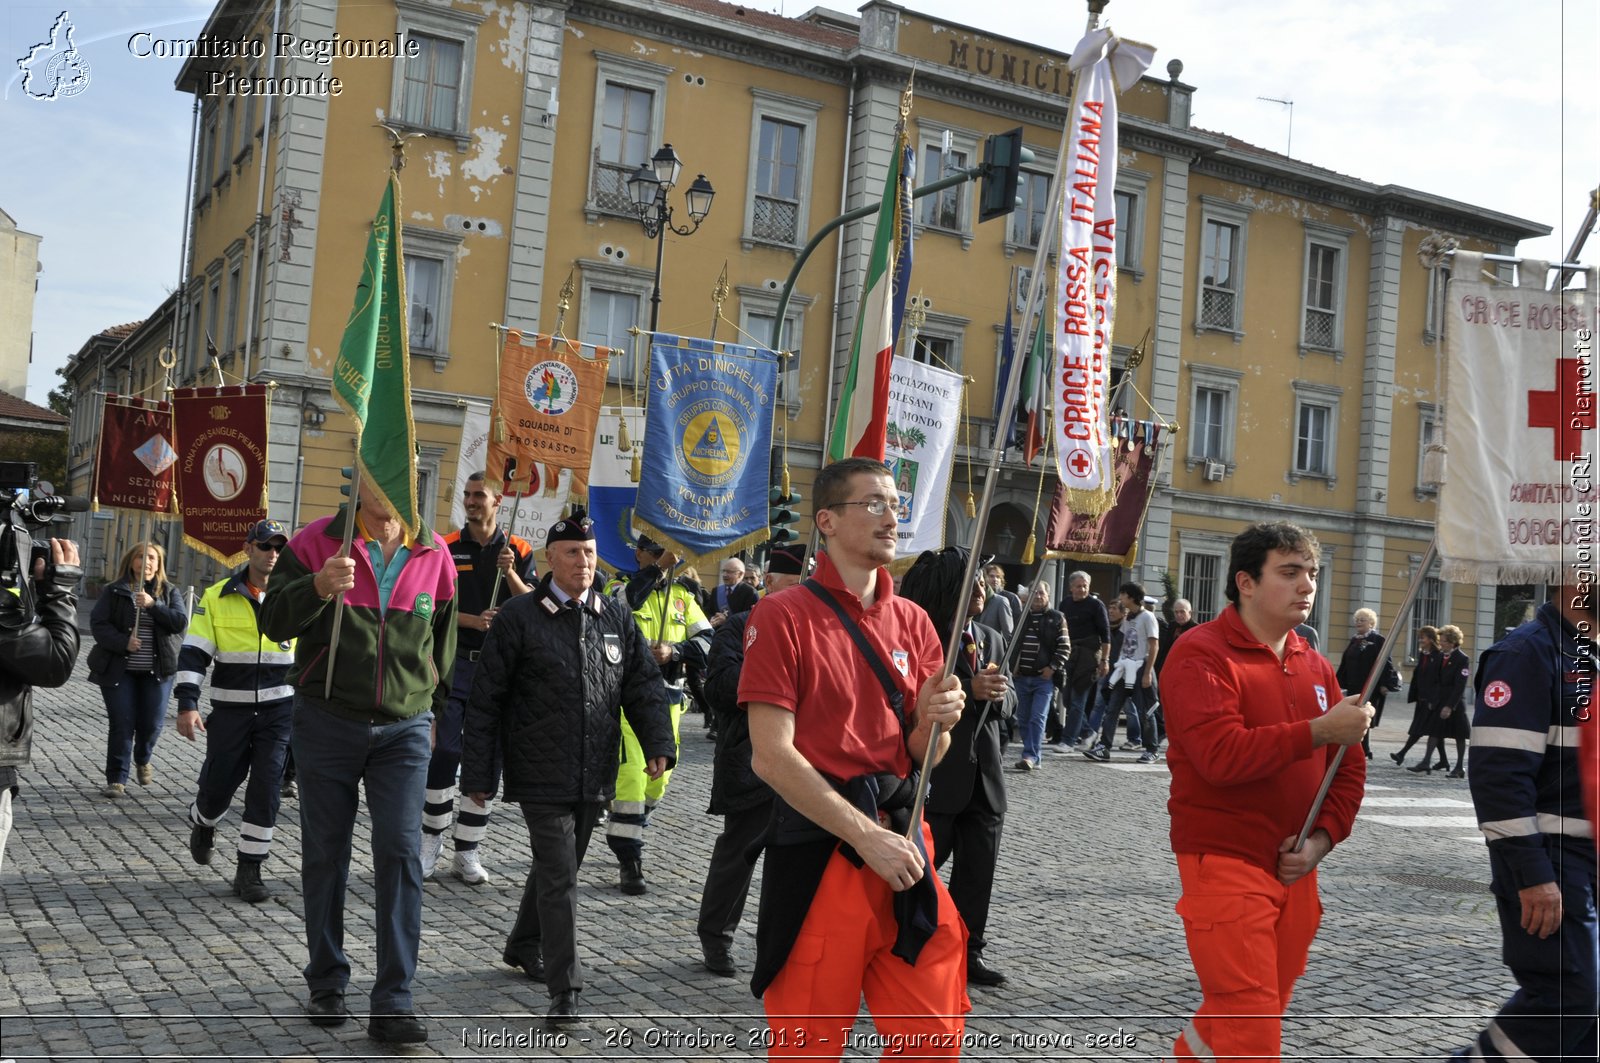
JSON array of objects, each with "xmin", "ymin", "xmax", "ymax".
[{"xmin": 802, "ymin": 578, "xmax": 908, "ymax": 726}]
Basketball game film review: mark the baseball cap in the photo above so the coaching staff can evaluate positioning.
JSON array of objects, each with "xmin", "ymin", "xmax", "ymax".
[{"xmin": 247, "ymin": 519, "xmax": 288, "ymax": 545}]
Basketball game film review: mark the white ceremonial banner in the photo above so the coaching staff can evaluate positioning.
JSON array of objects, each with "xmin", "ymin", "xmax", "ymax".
[
  {"xmin": 1053, "ymin": 26, "xmax": 1153, "ymax": 514},
  {"xmin": 885, "ymin": 356, "xmax": 963, "ymax": 560},
  {"xmin": 1438, "ymin": 251, "xmax": 1597, "ymax": 585},
  {"xmin": 450, "ymin": 397, "xmax": 571, "ymax": 548}
]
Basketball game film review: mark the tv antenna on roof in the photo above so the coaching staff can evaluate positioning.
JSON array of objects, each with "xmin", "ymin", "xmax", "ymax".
[{"xmin": 1256, "ymin": 96, "xmax": 1294, "ymax": 156}]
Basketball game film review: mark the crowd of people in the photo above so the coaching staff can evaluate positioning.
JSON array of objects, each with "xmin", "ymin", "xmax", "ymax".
[{"xmin": 0, "ymin": 456, "xmax": 1592, "ymax": 1059}]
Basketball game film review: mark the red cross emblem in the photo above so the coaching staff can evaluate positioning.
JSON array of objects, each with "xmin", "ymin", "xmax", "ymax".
[
  {"xmin": 1066, "ymin": 449, "xmax": 1093, "ymax": 476},
  {"xmin": 1527, "ymin": 358, "xmax": 1595, "ymax": 462}
]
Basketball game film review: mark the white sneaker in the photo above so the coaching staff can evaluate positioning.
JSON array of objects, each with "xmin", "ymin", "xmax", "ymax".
[
  {"xmin": 452, "ymin": 850, "xmax": 491, "ymax": 886},
  {"xmin": 419, "ymin": 832, "xmax": 445, "ymax": 879},
  {"xmin": 1045, "ymin": 742, "xmax": 1073, "ymax": 755}
]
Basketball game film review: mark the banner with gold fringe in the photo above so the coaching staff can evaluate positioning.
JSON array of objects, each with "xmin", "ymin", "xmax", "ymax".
[
  {"xmin": 634, "ymin": 334, "xmax": 779, "ymax": 563},
  {"xmin": 487, "ymin": 331, "xmax": 609, "ymax": 501},
  {"xmin": 93, "ymin": 395, "xmax": 177, "ymax": 517},
  {"xmin": 173, "ymin": 384, "xmax": 269, "ymax": 565},
  {"xmin": 1045, "ymin": 420, "xmax": 1163, "ymax": 566}
]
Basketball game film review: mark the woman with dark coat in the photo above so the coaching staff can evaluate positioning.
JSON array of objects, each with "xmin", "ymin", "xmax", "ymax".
[
  {"xmin": 1392, "ymin": 626, "xmax": 1444, "ymax": 768},
  {"xmin": 1336, "ymin": 608, "xmax": 1400, "ymax": 760},
  {"xmin": 88, "ymin": 542, "xmax": 187, "ymax": 797},
  {"xmin": 1412, "ymin": 624, "xmax": 1471, "ymax": 777}
]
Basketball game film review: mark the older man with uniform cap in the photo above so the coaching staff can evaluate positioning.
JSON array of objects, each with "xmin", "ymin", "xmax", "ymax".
[
  {"xmin": 176, "ymin": 519, "xmax": 297, "ymax": 904},
  {"xmin": 602, "ymin": 532, "xmax": 712, "ymax": 894},
  {"xmin": 695, "ymin": 543, "xmax": 804, "ymax": 977},
  {"xmin": 461, "ymin": 508, "xmax": 672, "ymax": 1026}
]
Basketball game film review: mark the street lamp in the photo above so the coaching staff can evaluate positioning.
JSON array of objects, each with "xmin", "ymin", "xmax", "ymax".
[{"xmin": 627, "ymin": 143, "xmax": 715, "ymax": 332}]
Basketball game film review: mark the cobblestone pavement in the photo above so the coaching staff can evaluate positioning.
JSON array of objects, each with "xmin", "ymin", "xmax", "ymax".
[{"xmin": 2, "ymin": 652, "xmax": 1512, "ymax": 1061}]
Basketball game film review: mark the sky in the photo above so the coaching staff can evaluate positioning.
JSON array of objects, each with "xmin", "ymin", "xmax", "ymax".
[{"xmin": 2, "ymin": 0, "xmax": 1595, "ymax": 406}]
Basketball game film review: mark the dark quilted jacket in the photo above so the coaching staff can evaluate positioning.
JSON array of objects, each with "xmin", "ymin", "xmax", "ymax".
[{"xmin": 460, "ymin": 574, "xmax": 673, "ymax": 803}]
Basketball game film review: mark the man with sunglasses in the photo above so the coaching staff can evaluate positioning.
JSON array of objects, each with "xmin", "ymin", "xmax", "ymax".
[
  {"xmin": 175, "ymin": 519, "xmax": 297, "ymax": 904},
  {"xmin": 740, "ymin": 457, "xmax": 969, "ymax": 1057}
]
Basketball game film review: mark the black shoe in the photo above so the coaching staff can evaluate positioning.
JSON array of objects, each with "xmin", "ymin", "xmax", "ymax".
[
  {"xmin": 547, "ymin": 989, "xmax": 581, "ymax": 1027},
  {"xmin": 280, "ymin": 779, "xmax": 298, "ymax": 800},
  {"xmin": 502, "ymin": 950, "xmax": 546, "ymax": 982},
  {"xmin": 1389, "ymin": 752, "xmax": 1405, "ymax": 765},
  {"xmin": 233, "ymin": 860, "xmax": 270, "ymax": 903},
  {"xmin": 368, "ymin": 1013, "xmax": 428, "ymax": 1045},
  {"xmin": 306, "ymin": 989, "xmax": 348, "ymax": 1027},
  {"xmin": 1434, "ymin": 761, "xmax": 1450, "ymax": 771},
  {"xmin": 701, "ymin": 940, "xmax": 736, "ymax": 977},
  {"xmin": 1407, "ymin": 763, "xmax": 1431, "ymax": 774},
  {"xmin": 1447, "ymin": 768, "xmax": 1465, "ymax": 779},
  {"xmin": 620, "ymin": 858, "xmax": 647, "ymax": 896},
  {"xmin": 189, "ymin": 822, "xmax": 215, "ymax": 865},
  {"xmin": 1082, "ymin": 745, "xmax": 1111, "ymax": 762},
  {"xmin": 966, "ymin": 952, "xmax": 1008, "ymax": 987}
]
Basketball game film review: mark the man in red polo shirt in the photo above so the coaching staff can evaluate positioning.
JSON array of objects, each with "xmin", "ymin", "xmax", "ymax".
[
  {"xmin": 740, "ymin": 457, "xmax": 968, "ymax": 1060},
  {"xmin": 1162, "ymin": 521, "xmax": 1373, "ymax": 1062}
]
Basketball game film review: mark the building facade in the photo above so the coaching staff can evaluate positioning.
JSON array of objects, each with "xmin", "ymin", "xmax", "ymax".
[
  {"xmin": 0, "ymin": 208, "xmax": 43, "ymax": 400},
  {"xmin": 63, "ymin": 0, "xmax": 1549, "ymax": 656}
]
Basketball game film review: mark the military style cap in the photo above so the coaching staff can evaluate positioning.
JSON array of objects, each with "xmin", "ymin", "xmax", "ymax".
[{"xmin": 548, "ymin": 507, "xmax": 596, "ymax": 544}]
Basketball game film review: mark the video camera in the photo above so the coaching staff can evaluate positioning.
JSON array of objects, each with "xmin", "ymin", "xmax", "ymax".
[{"xmin": 0, "ymin": 461, "xmax": 89, "ymax": 615}]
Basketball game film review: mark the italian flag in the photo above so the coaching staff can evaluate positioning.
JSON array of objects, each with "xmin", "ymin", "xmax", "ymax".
[{"xmin": 828, "ymin": 139, "xmax": 904, "ymax": 463}]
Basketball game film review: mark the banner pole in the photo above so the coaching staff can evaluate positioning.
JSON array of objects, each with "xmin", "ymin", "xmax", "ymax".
[
  {"xmin": 1294, "ymin": 535, "xmax": 1437, "ymax": 851},
  {"xmin": 324, "ymin": 461, "xmax": 363, "ymax": 699}
]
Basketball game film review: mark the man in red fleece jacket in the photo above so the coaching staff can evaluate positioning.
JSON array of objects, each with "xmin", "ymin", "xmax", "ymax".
[{"xmin": 1162, "ymin": 522, "xmax": 1373, "ymax": 1062}]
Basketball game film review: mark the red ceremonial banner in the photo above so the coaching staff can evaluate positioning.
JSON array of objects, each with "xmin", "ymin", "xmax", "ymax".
[
  {"xmin": 94, "ymin": 395, "xmax": 177, "ymax": 516},
  {"xmin": 1045, "ymin": 428, "xmax": 1160, "ymax": 566},
  {"xmin": 173, "ymin": 385, "xmax": 270, "ymax": 565}
]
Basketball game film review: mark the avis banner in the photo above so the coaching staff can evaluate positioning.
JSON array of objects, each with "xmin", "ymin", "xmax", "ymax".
[
  {"xmin": 634, "ymin": 335, "xmax": 779, "ymax": 563},
  {"xmin": 487, "ymin": 331, "xmax": 609, "ymax": 501},
  {"xmin": 1438, "ymin": 251, "xmax": 1597, "ymax": 584},
  {"xmin": 93, "ymin": 395, "xmax": 177, "ymax": 516},
  {"xmin": 173, "ymin": 385, "xmax": 270, "ymax": 565},
  {"xmin": 885, "ymin": 356, "xmax": 962, "ymax": 562}
]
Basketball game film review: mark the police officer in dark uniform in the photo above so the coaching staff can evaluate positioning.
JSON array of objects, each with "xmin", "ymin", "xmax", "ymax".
[
  {"xmin": 1455, "ymin": 585, "xmax": 1597, "ymax": 1062},
  {"xmin": 421, "ymin": 472, "xmax": 535, "ymax": 885}
]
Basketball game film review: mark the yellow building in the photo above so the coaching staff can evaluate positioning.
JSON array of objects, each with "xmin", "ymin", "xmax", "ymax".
[
  {"xmin": 63, "ymin": 0, "xmax": 1548, "ymax": 657},
  {"xmin": 0, "ymin": 208, "xmax": 43, "ymax": 400}
]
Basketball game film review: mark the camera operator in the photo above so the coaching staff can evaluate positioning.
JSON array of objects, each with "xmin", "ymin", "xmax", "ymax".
[{"xmin": 0, "ymin": 538, "xmax": 83, "ymax": 872}]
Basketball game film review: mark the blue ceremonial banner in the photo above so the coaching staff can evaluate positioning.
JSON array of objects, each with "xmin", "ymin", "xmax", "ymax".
[{"xmin": 635, "ymin": 334, "xmax": 780, "ymax": 562}]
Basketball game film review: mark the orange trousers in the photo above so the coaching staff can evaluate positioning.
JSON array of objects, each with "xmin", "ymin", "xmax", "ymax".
[
  {"xmin": 1170, "ymin": 852, "xmax": 1322, "ymax": 1062},
  {"xmin": 763, "ymin": 825, "xmax": 971, "ymax": 1061}
]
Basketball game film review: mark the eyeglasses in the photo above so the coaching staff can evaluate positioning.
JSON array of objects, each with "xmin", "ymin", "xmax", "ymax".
[
  {"xmin": 828, "ymin": 498, "xmax": 897, "ymax": 517},
  {"xmin": 254, "ymin": 541, "xmax": 286, "ymax": 553}
]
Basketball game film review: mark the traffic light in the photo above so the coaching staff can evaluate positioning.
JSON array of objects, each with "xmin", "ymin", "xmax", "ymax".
[
  {"xmin": 768, "ymin": 483, "xmax": 802, "ymax": 546},
  {"xmin": 978, "ymin": 127, "xmax": 1033, "ymax": 223}
]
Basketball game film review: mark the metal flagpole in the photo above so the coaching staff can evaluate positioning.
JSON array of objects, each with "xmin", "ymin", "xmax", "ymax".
[
  {"xmin": 905, "ymin": 0, "xmax": 1109, "ymax": 842},
  {"xmin": 486, "ymin": 457, "xmax": 519, "ymax": 610},
  {"xmin": 1292, "ymin": 537, "xmax": 1437, "ymax": 852}
]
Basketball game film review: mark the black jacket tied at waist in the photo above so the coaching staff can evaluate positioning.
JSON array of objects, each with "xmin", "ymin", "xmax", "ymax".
[{"xmin": 750, "ymin": 770, "xmax": 938, "ymax": 997}]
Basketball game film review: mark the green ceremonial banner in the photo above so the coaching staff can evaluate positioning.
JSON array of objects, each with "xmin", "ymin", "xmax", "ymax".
[{"xmin": 332, "ymin": 172, "xmax": 421, "ymax": 538}]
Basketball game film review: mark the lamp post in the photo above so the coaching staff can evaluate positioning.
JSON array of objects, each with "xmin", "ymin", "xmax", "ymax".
[{"xmin": 627, "ymin": 143, "xmax": 715, "ymax": 333}]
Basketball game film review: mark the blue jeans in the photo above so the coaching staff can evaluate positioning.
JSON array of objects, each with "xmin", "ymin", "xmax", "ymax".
[
  {"xmin": 291, "ymin": 702, "xmax": 431, "ymax": 1013},
  {"xmin": 1064, "ymin": 683, "xmax": 1096, "ymax": 746},
  {"xmin": 1014, "ymin": 675, "xmax": 1054, "ymax": 764},
  {"xmin": 102, "ymin": 673, "xmax": 175, "ymax": 783},
  {"xmin": 1097, "ymin": 682, "xmax": 1149, "ymax": 748}
]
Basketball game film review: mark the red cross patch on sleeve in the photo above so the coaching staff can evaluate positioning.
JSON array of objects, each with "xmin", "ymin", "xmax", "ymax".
[{"xmin": 1482, "ymin": 679, "xmax": 1512, "ymax": 708}]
